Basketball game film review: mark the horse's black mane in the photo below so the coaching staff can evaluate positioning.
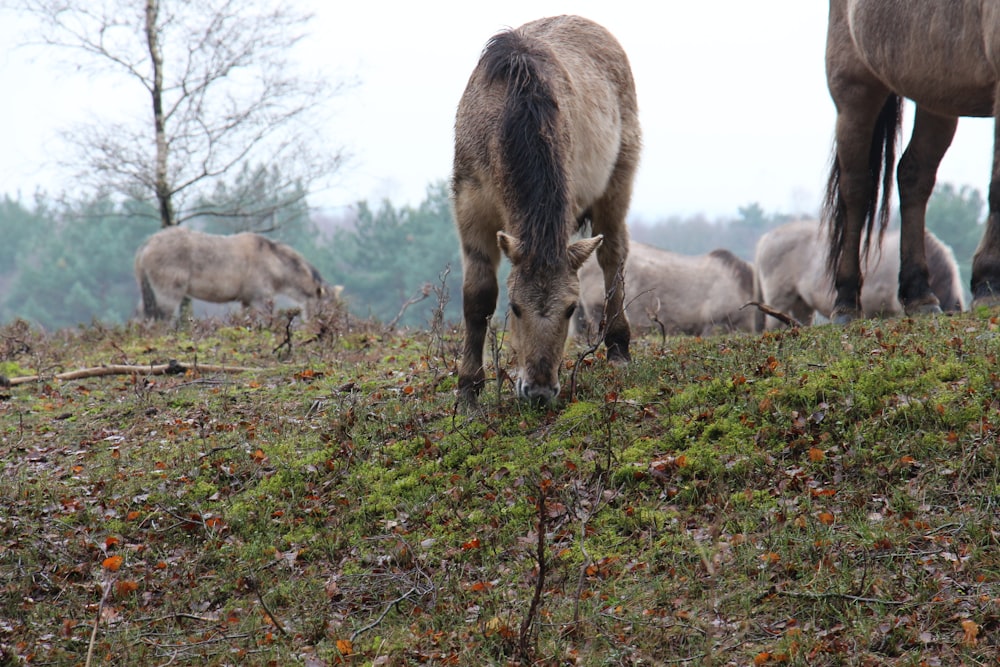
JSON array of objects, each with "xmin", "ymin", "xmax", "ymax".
[{"xmin": 482, "ymin": 29, "xmax": 568, "ymax": 271}]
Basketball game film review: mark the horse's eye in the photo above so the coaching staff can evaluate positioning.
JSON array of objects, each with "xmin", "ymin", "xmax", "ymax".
[
  {"xmin": 511, "ymin": 303, "xmax": 522, "ymax": 318},
  {"xmin": 565, "ymin": 304, "xmax": 577, "ymax": 319}
]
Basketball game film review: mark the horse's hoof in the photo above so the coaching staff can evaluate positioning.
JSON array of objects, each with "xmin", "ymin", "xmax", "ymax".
[
  {"xmin": 608, "ymin": 356, "xmax": 629, "ymax": 368},
  {"xmin": 906, "ymin": 303, "xmax": 943, "ymax": 316},
  {"xmin": 970, "ymin": 294, "xmax": 1000, "ymax": 311}
]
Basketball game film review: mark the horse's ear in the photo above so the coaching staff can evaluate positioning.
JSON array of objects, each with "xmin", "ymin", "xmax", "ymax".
[
  {"xmin": 567, "ymin": 234, "xmax": 604, "ymax": 271},
  {"xmin": 497, "ymin": 232, "xmax": 523, "ymax": 265}
]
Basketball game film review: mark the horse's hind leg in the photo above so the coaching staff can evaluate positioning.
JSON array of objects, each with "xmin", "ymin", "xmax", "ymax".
[
  {"xmin": 971, "ymin": 93, "xmax": 1000, "ymax": 306},
  {"xmin": 590, "ymin": 193, "xmax": 634, "ymax": 364},
  {"xmin": 896, "ymin": 107, "xmax": 957, "ymax": 314}
]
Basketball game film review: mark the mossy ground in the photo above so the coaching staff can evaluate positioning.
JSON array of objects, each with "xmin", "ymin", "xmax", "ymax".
[{"xmin": 1, "ymin": 308, "xmax": 997, "ymax": 665}]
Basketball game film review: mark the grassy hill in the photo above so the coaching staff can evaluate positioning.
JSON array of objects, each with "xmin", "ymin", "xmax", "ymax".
[{"xmin": 0, "ymin": 307, "xmax": 997, "ymax": 666}]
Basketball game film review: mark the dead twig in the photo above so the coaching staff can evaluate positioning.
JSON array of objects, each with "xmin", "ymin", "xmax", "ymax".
[
  {"xmin": 385, "ymin": 284, "xmax": 431, "ymax": 331},
  {"xmin": 741, "ymin": 301, "xmax": 802, "ymax": 328},
  {"xmin": 271, "ymin": 308, "xmax": 300, "ymax": 357},
  {"xmin": 6, "ymin": 360, "xmax": 263, "ymax": 386},
  {"xmin": 85, "ymin": 576, "xmax": 115, "ymax": 667},
  {"xmin": 518, "ymin": 480, "xmax": 548, "ymax": 662}
]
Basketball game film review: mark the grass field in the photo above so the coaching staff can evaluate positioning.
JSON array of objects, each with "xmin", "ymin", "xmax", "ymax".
[{"xmin": 1, "ymin": 306, "xmax": 997, "ymax": 666}]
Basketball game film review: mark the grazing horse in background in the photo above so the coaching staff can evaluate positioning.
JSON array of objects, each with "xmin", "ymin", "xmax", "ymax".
[
  {"xmin": 754, "ymin": 219, "xmax": 964, "ymax": 331},
  {"xmin": 135, "ymin": 226, "xmax": 328, "ymax": 320},
  {"xmin": 452, "ymin": 15, "xmax": 641, "ymax": 404},
  {"xmin": 824, "ymin": 1, "xmax": 1000, "ymax": 322},
  {"xmin": 577, "ymin": 242, "xmax": 755, "ymax": 337}
]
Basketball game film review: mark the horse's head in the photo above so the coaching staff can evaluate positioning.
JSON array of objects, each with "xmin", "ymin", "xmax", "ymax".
[{"xmin": 498, "ymin": 231, "xmax": 603, "ymax": 404}]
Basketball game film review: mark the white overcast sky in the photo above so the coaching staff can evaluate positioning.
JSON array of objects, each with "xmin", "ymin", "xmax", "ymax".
[{"xmin": 0, "ymin": 1, "xmax": 995, "ymax": 222}]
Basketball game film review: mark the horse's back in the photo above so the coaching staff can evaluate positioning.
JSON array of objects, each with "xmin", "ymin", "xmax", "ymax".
[
  {"xmin": 579, "ymin": 242, "xmax": 753, "ymax": 335},
  {"xmin": 453, "ymin": 15, "xmax": 639, "ymax": 228},
  {"xmin": 836, "ymin": 0, "xmax": 998, "ymax": 117}
]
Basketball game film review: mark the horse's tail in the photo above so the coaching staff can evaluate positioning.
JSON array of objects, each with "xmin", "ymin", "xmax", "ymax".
[
  {"xmin": 134, "ymin": 249, "xmax": 160, "ymax": 319},
  {"xmin": 139, "ymin": 272, "xmax": 161, "ymax": 319},
  {"xmin": 481, "ymin": 29, "xmax": 566, "ymax": 268},
  {"xmin": 823, "ymin": 94, "xmax": 902, "ymax": 275}
]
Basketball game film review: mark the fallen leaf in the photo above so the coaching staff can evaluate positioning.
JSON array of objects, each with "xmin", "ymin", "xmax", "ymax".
[
  {"xmin": 102, "ymin": 555, "xmax": 124, "ymax": 571},
  {"xmin": 961, "ymin": 619, "xmax": 979, "ymax": 646}
]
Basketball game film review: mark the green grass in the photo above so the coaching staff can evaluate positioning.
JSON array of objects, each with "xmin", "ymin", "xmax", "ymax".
[{"xmin": 1, "ymin": 310, "xmax": 998, "ymax": 665}]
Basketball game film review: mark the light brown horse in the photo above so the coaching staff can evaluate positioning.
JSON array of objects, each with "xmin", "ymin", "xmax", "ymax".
[
  {"xmin": 577, "ymin": 242, "xmax": 755, "ymax": 337},
  {"xmin": 824, "ymin": 1, "xmax": 1000, "ymax": 322},
  {"xmin": 135, "ymin": 226, "xmax": 327, "ymax": 320},
  {"xmin": 754, "ymin": 219, "xmax": 964, "ymax": 331},
  {"xmin": 452, "ymin": 15, "xmax": 641, "ymax": 404}
]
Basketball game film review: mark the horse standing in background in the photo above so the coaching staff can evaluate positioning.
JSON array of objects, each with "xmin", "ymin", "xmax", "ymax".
[
  {"xmin": 134, "ymin": 226, "xmax": 328, "ymax": 320},
  {"xmin": 452, "ymin": 15, "xmax": 641, "ymax": 404},
  {"xmin": 754, "ymin": 220, "xmax": 964, "ymax": 331},
  {"xmin": 824, "ymin": 1, "xmax": 1000, "ymax": 321},
  {"xmin": 576, "ymin": 242, "xmax": 755, "ymax": 337}
]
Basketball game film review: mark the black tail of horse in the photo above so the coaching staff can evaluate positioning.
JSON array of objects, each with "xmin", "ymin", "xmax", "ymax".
[
  {"xmin": 481, "ymin": 30, "xmax": 567, "ymax": 271},
  {"xmin": 823, "ymin": 95, "xmax": 902, "ymax": 274},
  {"xmin": 139, "ymin": 272, "xmax": 160, "ymax": 319}
]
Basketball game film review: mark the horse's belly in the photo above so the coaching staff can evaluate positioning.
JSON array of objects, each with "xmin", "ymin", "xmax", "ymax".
[
  {"xmin": 188, "ymin": 274, "xmax": 241, "ymax": 303},
  {"xmin": 847, "ymin": 0, "xmax": 997, "ymax": 116}
]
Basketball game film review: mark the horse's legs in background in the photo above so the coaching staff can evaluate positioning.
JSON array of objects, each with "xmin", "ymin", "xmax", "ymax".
[
  {"xmin": 457, "ymin": 242, "xmax": 500, "ymax": 404},
  {"xmin": 895, "ymin": 107, "xmax": 957, "ymax": 313},
  {"xmin": 971, "ymin": 98, "xmax": 1000, "ymax": 306}
]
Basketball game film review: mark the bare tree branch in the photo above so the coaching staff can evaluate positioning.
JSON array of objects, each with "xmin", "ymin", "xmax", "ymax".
[{"xmin": 13, "ymin": 0, "xmax": 348, "ymax": 228}]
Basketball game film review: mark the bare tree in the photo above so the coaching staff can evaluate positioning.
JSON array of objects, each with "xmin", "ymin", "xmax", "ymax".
[{"xmin": 14, "ymin": 0, "xmax": 347, "ymax": 228}]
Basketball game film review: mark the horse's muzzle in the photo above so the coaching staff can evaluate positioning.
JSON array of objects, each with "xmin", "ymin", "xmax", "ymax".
[{"xmin": 515, "ymin": 377, "xmax": 559, "ymax": 404}]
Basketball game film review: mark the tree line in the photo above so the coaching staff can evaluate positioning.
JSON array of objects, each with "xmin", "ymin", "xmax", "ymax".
[{"xmin": 0, "ymin": 179, "xmax": 985, "ymax": 332}]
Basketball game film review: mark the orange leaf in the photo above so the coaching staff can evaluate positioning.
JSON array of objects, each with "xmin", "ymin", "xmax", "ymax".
[
  {"xmin": 402, "ymin": 385, "xmax": 414, "ymax": 395},
  {"xmin": 102, "ymin": 555, "xmax": 124, "ymax": 571},
  {"xmin": 126, "ymin": 511, "xmax": 141, "ymax": 521},
  {"xmin": 104, "ymin": 536, "xmax": 120, "ymax": 549},
  {"xmin": 961, "ymin": 619, "xmax": 979, "ymax": 646},
  {"xmin": 754, "ymin": 652, "xmax": 772, "ymax": 665},
  {"xmin": 808, "ymin": 447, "xmax": 825, "ymax": 462},
  {"xmin": 115, "ymin": 580, "xmax": 139, "ymax": 596},
  {"xmin": 462, "ymin": 537, "xmax": 481, "ymax": 550},
  {"xmin": 817, "ymin": 512, "xmax": 835, "ymax": 525},
  {"xmin": 336, "ymin": 639, "xmax": 353, "ymax": 655}
]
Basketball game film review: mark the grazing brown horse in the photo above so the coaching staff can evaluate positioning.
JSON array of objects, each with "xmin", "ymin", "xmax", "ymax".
[
  {"xmin": 754, "ymin": 220, "xmax": 964, "ymax": 331},
  {"xmin": 452, "ymin": 15, "xmax": 641, "ymax": 404},
  {"xmin": 824, "ymin": 1, "xmax": 1000, "ymax": 321},
  {"xmin": 577, "ymin": 242, "xmax": 755, "ymax": 337},
  {"xmin": 135, "ymin": 226, "xmax": 327, "ymax": 320}
]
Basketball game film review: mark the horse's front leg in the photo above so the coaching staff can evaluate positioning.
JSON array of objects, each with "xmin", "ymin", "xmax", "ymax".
[
  {"xmin": 458, "ymin": 245, "xmax": 500, "ymax": 405},
  {"xmin": 971, "ymin": 98, "xmax": 1000, "ymax": 307},
  {"xmin": 896, "ymin": 107, "xmax": 956, "ymax": 314}
]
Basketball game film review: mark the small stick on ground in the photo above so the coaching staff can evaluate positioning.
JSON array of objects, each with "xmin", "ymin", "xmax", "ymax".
[
  {"xmin": 6, "ymin": 361, "xmax": 263, "ymax": 386},
  {"xmin": 742, "ymin": 301, "xmax": 802, "ymax": 328},
  {"xmin": 85, "ymin": 577, "xmax": 115, "ymax": 667}
]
